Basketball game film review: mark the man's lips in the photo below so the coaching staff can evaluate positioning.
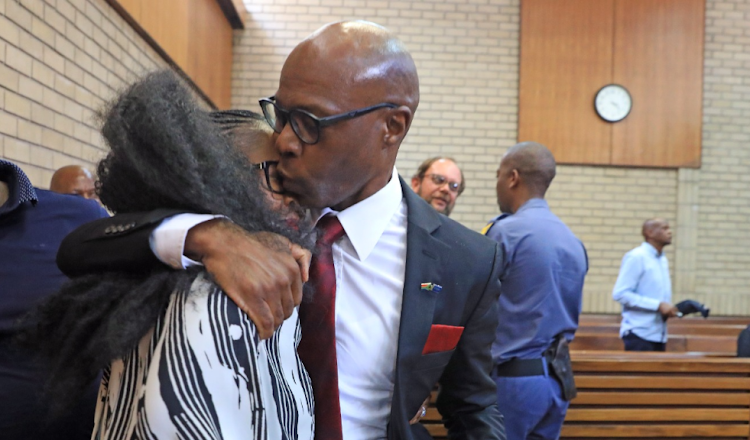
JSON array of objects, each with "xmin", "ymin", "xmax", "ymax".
[
  {"xmin": 432, "ymin": 195, "xmax": 449, "ymax": 205},
  {"xmin": 275, "ymin": 166, "xmax": 304, "ymax": 200}
]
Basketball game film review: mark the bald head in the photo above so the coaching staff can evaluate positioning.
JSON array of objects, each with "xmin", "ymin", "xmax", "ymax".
[
  {"xmin": 642, "ymin": 218, "xmax": 672, "ymax": 250},
  {"xmin": 273, "ymin": 21, "xmax": 421, "ymax": 211},
  {"xmin": 50, "ymin": 165, "xmax": 97, "ymax": 200},
  {"xmin": 495, "ymin": 142, "xmax": 557, "ymax": 213},
  {"xmin": 502, "ymin": 142, "xmax": 557, "ymax": 195},
  {"xmin": 289, "ymin": 21, "xmax": 419, "ymax": 112}
]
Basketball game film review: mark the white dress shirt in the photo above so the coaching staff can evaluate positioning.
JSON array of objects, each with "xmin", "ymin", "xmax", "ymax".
[{"xmin": 151, "ymin": 168, "xmax": 408, "ymax": 439}]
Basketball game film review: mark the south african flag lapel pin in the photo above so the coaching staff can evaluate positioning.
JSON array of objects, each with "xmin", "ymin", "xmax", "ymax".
[{"xmin": 420, "ymin": 283, "xmax": 442, "ymax": 293}]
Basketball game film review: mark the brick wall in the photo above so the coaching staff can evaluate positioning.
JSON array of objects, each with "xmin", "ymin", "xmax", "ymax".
[
  {"xmin": 2, "ymin": 0, "xmax": 747, "ymax": 314},
  {"xmin": 232, "ymin": 0, "xmax": 749, "ymax": 315},
  {"xmin": 693, "ymin": 0, "xmax": 750, "ymax": 313},
  {"xmin": 0, "ymin": 0, "xmax": 168, "ymax": 187}
]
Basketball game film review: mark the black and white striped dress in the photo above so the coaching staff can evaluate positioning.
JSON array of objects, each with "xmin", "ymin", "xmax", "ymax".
[{"xmin": 91, "ymin": 274, "xmax": 315, "ymax": 440}]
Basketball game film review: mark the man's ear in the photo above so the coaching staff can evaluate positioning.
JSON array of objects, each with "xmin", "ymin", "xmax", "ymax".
[
  {"xmin": 508, "ymin": 169, "xmax": 520, "ymax": 189},
  {"xmin": 410, "ymin": 176, "xmax": 421, "ymax": 193},
  {"xmin": 383, "ymin": 106, "xmax": 413, "ymax": 147}
]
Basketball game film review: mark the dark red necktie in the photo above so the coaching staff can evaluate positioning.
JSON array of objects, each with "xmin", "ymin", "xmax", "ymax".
[{"xmin": 298, "ymin": 215, "xmax": 345, "ymax": 440}]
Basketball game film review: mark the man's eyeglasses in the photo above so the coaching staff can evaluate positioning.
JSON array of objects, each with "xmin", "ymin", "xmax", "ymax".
[
  {"xmin": 423, "ymin": 173, "xmax": 462, "ymax": 194},
  {"xmin": 251, "ymin": 161, "xmax": 283, "ymax": 194},
  {"xmin": 259, "ymin": 97, "xmax": 397, "ymax": 144}
]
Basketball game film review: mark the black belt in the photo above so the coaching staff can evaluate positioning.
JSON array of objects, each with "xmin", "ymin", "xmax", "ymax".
[
  {"xmin": 494, "ymin": 346, "xmax": 556, "ymax": 377},
  {"xmin": 493, "ymin": 358, "xmax": 546, "ymax": 377}
]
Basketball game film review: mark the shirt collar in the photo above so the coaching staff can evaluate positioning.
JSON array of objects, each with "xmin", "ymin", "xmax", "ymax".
[
  {"xmin": 516, "ymin": 198, "xmax": 548, "ymax": 214},
  {"xmin": 0, "ymin": 160, "xmax": 38, "ymax": 215},
  {"xmin": 317, "ymin": 167, "xmax": 404, "ymax": 261},
  {"xmin": 641, "ymin": 242, "xmax": 661, "ymax": 257}
]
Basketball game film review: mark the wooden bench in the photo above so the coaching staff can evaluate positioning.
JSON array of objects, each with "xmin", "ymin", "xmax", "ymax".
[
  {"xmin": 421, "ymin": 316, "xmax": 750, "ymax": 438},
  {"xmin": 579, "ymin": 322, "xmax": 747, "ymax": 336},
  {"xmin": 570, "ymin": 332, "xmax": 739, "ymax": 353},
  {"xmin": 572, "ymin": 314, "xmax": 750, "ymax": 354},
  {"xmin": 562, "ymin": 351, "xmax": 750, "ymax": 439},
  {"xmin": 421, "ymin": 352, "xmax": 750, "ymax": 439},
  {"xmin": 579, "ymin": 314, "xmax": 750, "ymax": 327}
]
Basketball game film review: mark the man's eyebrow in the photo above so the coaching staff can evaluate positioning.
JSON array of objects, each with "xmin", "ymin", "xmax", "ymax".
[{"xmin": 275, "ymin": 96, "xmax": 330, "ymax": 116}]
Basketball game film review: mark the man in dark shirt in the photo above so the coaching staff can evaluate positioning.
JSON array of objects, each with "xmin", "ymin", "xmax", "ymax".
[
  {"xmin": 484, "ymin": 142, "xmax": 588, "ymax": 440},
  {"xmin": 0, "ymin": 159, "xmax": 108, "ymax": 439}
]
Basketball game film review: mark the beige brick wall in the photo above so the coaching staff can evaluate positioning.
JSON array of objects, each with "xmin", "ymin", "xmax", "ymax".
[
  {"xmin": 233, "ymin": 0, "xmax": 749, "ymax": 315},
  {"xmin": 3, "ymin": 0, "xmax": 747, "ymax": 315},
  {"xmin": 0, "ymin": 0, "xmax": 168, "ymax": 187},
  {"xmin": 694, "ymin": 0, "xmax": 750, "ymax": 313}
]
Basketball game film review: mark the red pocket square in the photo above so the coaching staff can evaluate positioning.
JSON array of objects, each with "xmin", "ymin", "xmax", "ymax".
[{"xmin": 422, "ymin": 324, "xmax": 464, "ymax": 355}]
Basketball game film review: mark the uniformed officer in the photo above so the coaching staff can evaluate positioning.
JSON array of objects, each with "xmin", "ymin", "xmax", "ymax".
[{"xmin": 484, "ymin": 142, "xmax": 588, "ymax": 440}]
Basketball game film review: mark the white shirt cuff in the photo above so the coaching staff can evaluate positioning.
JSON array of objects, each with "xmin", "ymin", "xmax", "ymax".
[{"xmin": 149, "ymin": 214, "xmax": 225, "ymax": 269}]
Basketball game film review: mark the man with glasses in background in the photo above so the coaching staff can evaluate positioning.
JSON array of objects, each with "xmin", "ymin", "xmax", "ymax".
[{"xmin": 409, "ymin": 157, "xmax": 465, "ymax": 217}]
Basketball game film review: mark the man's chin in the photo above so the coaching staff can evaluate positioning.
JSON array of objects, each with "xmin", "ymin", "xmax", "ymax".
[{"xmin": 430, "ymin": 201, "xmax": 449, "ymax": 215}]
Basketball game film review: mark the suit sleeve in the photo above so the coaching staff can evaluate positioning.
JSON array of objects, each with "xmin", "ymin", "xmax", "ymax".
[
  {"xmin": 56, "ymin": 209, "xmax": 188, "ymax": 277},
  {"xmin": 436, "ymin": 243, "xmax": 506, "ymax": 440}
]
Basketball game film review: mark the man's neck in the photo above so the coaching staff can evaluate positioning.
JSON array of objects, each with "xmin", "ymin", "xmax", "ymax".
[
  {"xmin": 331, "ymin": 169, "xmax": 394, "ymax": 212},
  {"xmin": 510, "ymin": 193, "xmax": 544, "ymax": 214},
  {"xmin": 646, "ymin": 239, "xmax": 665, "ymax": 255},
  {"xmin": 0, "ymin": 181, "xmax": 9, "ymax": 207}
]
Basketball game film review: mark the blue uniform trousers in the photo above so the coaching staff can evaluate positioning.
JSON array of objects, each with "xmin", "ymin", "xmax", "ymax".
[{"xmin": 494, "ymin": 363, "xmax": 568, "ymax": 440}]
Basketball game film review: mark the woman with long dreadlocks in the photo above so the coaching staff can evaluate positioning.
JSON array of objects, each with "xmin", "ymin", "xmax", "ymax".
[{"xmin": 22, "ymin": 71, "xmax": 316, "ymax": 439}]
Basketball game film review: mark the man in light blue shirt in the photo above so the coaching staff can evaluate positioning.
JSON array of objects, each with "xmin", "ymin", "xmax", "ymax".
[
  {"xmin": 613, "ymin": 218, "xmax": 678, "ymax": 351},
  {"xmin": 485, "ymin": 142, "xmax": 588, "ymax": 440}
]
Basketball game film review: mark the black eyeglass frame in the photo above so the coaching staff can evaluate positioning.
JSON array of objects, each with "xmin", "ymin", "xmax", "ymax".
[
  {"xmin": 250, "ymin": 161, "xmax": 283, "ymax": 194},
  {"xmin": 259, "ymin": 97, "xmax": 397, "ymax": 144}
]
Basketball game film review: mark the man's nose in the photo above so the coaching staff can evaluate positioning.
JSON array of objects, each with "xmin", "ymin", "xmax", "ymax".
[{"xmin": 275, "ymin": 122, "xmax": 302, "ymax": 156}]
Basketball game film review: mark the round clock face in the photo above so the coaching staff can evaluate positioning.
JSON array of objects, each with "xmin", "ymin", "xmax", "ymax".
[{"xmin": 594, "ymin": 84, "xmax": 632, "ymax": 122}]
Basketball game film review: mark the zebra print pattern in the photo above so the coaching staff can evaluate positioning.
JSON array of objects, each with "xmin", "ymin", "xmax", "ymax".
[{"xmin": 91, "ymin": 274, "xmax": 315, "ymax": 440}]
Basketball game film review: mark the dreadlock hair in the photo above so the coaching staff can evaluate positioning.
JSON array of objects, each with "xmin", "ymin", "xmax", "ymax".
[{"xmin": 19, "ymin": 70, "xmax": 315, "ymax": 414}]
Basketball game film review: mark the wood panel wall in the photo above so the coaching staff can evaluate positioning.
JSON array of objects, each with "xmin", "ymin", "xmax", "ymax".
[
  {"xmin": 612, "ymin": 0, "xmax": 704, "ymax": 168},
  {"xmin": 519, "ymin": 0, "xmax": 705, "ymax": 169},
  {"xmin": 113, "ymin": 0, "xmax": 234, "ymax": 109},
  {"xmin": 187, "ymin": 0, "xmax": 233, "ymax": 110},
  {"xmin": 519, "ymin": 0, "xmax": 614, "ymax": 165}
]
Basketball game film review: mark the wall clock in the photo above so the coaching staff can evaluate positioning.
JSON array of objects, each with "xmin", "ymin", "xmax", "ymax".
[{"xmin": 594, "ymin": 84, "xmax": 632, "ymax": 122}]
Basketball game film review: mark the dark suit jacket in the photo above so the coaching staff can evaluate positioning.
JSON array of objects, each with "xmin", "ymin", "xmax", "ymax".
[{"xmin": 57, "ymin": 179, "xmax": 506, "ymax": 440}]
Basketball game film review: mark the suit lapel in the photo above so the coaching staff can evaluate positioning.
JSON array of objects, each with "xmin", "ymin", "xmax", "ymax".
[{"xmin": 388, "ymin": 178, "xmax": 449, "ymax": 437}]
